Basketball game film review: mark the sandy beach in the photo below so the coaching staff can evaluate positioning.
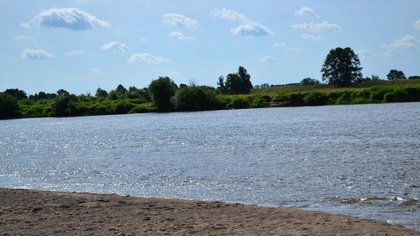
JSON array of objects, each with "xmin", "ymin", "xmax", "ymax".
[{"xmin": 0, "ymin": 188, "xmax": 418, "ymax": 235}]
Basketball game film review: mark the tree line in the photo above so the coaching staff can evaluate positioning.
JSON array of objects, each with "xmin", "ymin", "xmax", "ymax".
[{"xmin": 1, "ymin": 47, "xmax": 419, "ymax": 119}]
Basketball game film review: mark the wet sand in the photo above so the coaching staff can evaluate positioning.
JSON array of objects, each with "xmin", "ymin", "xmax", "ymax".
[{"xmin": 0, "ymin": 188, "xmax": 418, "ymax": 235}]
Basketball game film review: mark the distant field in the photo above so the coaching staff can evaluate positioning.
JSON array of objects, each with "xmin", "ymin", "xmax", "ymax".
[{"xmin": 250, "ymin": 79, "xmax": 420, "ymax": 97}]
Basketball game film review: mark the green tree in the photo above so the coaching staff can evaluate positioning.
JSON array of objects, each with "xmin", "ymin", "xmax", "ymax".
[
  {"xmin": 148, "ymin": 76, "xmax": 177, "ymax": 112},
  {"xmin": 3, "ymin": 88, "xmax": 27, "ymax": 100},
  {"xmin": 300, "ymin": 77, "xmax": 320, "ymax": 85},
  {"xmin": 387, "ymin": 69, "xmax": 406, "ymax": 80},
  {"xmin": 172, "ymin": 85, "xmax": 218, "ymax": 111},
  {"xmin": 53, "ymin": 95, "xmax": 87, "ymax": 117},
  {"xmin": 57, "ymin": 89, "xmax": 70, "ymax": 97},
  {"xmin": 219, "ymin": 66, "xmax": 253, "ymax": 94},
  {"xmin": 321, "ymin": 47, "xmax": 363, "ymax": 87},
  {"xmin": 116, "ymin": 84, "xmax": 127, "ymax": 98},
  {"xmin": 95, "ymin": 87, "xmax": 108, "ymax": 99},
  {"xmin": 0, "ymin": 93, "xmax": 20, "ymax": 119},
  {"xmin": 216, "ymin": 75, "xmax": 228, "ymax": 94},
  {"xmin": 36, "ymin": 91, "xmax": 49, "ymax": 100}
]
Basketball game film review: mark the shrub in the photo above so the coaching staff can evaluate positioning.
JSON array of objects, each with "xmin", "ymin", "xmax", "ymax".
[
  {"xmin": 0, "ymin": 93, "xmax": 21, "ymax": 119},
  {"xmin": 129, "ymin": 104, "xmax": 155, "ymax": 113},
  {"xmin": 384, "ymin": 88, "xmax": 409, "ymax": 103},
  {"xmin": 113, "ymin": 101, "xmax": 134, "ymax": 114},
  {"xmin": 369, "ymin": 86, "xmax": 392, "ymax": 102},
  {"xmin": 42, "ymin": 106, "xmax": 54, "ymax": 117},
  {"xmin": 250, "ymin": 97, "xmax": 268, "ymax": 108},
  {"xmin": 172, "ymin": 86, "xmax": 219, "ymax": 111},
  {"xmin": 288, "ymin": 93, "xmax": 305, "ymax": 106},
  {"xmin": 303, "ymin": 92, "xmax": 328, "ymax": 106},
  {"xmin": 226, "ymin": 97, "xmax": 249, "ymax": 109}
]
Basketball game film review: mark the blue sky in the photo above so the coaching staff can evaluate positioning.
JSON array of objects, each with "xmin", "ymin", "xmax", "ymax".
[{"xmin": 1, "ymin": 0, "xmax": 419, "ymax": 95}]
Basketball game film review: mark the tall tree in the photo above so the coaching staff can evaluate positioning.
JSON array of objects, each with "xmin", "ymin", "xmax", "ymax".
[
  {"xmin": 387, "ymin": 69, "xmax": 406, "ymax": 80},
  {"xmin": 0, "ymin": 93, "xmax": 20, "ymax": 119},
  {"xmin": 95, "ymin": 87, "xmax": 109, "ymax": 99},
  {"xmin": 57, "ymin": 89, "xmax": 70, "ymax": 97},
  {"xmin": 148, "ymin": 76, "xmax": 177, "ymax": 112},
  {"xmin": 220, "ymin": 66, "xmax": 253, "ymax": 94},
  {"xmin": 321, "ymin": 47, "xmax": 363, "ymax": 87},
  {"xmin": 3, "ymin": 89, "xmax": 27, "ymax": 100}
]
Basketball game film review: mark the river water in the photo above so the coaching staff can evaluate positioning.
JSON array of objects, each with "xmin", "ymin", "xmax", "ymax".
[{"xmin": 1, "ymin": 103, "xmax": 419, "ymax": 230}]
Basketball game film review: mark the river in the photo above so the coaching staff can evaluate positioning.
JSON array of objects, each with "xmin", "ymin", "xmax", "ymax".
[{"xmin": 1, "ymin": 103, "xmax": 419, "ymax": 230}]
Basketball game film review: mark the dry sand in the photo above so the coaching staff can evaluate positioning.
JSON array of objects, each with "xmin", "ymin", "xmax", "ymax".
[{"xmin": 0, "ymin": 188, "xmax": 418, "ymax": 235}]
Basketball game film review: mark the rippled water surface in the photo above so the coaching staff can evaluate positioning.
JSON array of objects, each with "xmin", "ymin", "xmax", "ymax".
[{"xmin": 1, "ymin": 103, "xmax": 419, "ymax": 230}]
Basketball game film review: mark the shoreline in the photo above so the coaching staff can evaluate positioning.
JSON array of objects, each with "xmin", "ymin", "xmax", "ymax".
[{"xmin": 1, "ymin": 188, "xmax": 419, "ymax": 235}]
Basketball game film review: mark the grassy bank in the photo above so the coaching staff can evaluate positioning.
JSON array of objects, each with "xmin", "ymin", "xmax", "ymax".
[{"xmin": 2, "ymin": 79, "xmax": 420, "ymax": 119}]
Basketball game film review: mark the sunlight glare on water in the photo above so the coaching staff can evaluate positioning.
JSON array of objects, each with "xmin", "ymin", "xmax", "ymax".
[{"xmin": 0, "ymin": 103, "xmax": 419, "ymax": 231}]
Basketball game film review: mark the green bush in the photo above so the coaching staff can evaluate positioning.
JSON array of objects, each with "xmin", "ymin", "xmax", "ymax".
[
  {"xmin": 403, "ymin": 87, "xmax": 420, "ymax": 101},
  {"xmin": 250, "ymin": 97, "xmax": 268, "ymax": 108},
  {"xmin": 0, "ymin": 93, "xmax": 20, "ymax": 119},
  {"xmin": 384, "ymin": 88, "xmax": 409, "ymax": 103},
  {"xmin": 288, "ymin": 93, "xmax": 305, "ymax": 106},
  {"xmin": 350, "ymin": 90, "xmax": 370, "ymax": 104},
  {"xmin": 226, "ymin": 97, "xmax": 249, "ymax": 109},
  {"xmin": 172, "ymin": 86, "xmax": 219, "ymax": 111},
  {"xmin": 113, "ymin": 101, "xmax": 134, "ymax": 114},
  {"xmin": 303, "ymin": 92, "xmax": 329, "ymax": 106},
  {"xmin": 369, "ymin": 86, "xmax": 392, "ymax": 102},
  {"xmin": 42, "ymin": 106, "xmax": 54, "ymax": 117},
  {"xmin": 129, "ymin": 104, "xmax": 155, "ymax": 113},
  {"xmin": 88, "ymin": 103, "xmax": 110, "ymax": 116}
]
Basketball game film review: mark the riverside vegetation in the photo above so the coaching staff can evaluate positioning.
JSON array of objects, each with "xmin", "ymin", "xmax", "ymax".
[
  {"xmin": 1, "ymin": 47, "xmax": 420, "ymax": 119},
  {"xmin": 1, "ymin": 77, "xmax": 419, "ymax": 119}
]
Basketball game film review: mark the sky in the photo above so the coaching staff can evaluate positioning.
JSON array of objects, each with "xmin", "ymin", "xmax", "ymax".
[{"xmin": 1, "ymin": 0, "xmax": 420, "ymax": 95}]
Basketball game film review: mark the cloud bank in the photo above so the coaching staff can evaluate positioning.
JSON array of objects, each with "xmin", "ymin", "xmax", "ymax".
[
  {"xmin": 22, "ymin": 8, "xmax": 111, "ymax": 30},
  {"xmin": 170, "ymin": 31, "xmax": 193, "ymax": 41},
  {"xmin": 127, "ymin": 53, "xmax": 170, "ymax": 64},
  {"xmin": 64, "ymin": 50, "xmax": 86, "ymax": 57},
  {"xmin": 295, "ymin": 7, "xmax": 315, "ymax": 17},
  {"xmin": 15, "ymin": 35, "xmax": 37, "ymax": 42},
  {"xmin": 415, "ymin": 19, "xmax": 420, "ymax": 30},
  {"xmin": 101, "ymin": 41, "xmax": 130, "ymax": 52},
  {"xmin": 291, "ymin": 21, "xmax": 341, "ymax": 41},
  {"xmin": 163, "ymin": 13, "xmax": 200, "ymax": 29},
  {"xmin": 259, "ymin": 56, "xmax": 277, "ymax": 63},
  {"xmin": 22, "ymin": 49, "xmax": 54, "ymax": 60},
  {"xmin": 210, "ymin": 8, "xmax": 274, "ymax": 36},
  {"xmin": 381, "ymin": 35, "xmax": 419, "ymax": 55}
]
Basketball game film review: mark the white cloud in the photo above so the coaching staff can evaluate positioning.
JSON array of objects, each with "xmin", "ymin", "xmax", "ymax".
[
  {"xmin": 15, "ymin": 35, "xmax": 37, "ymax": 42},
  {"xmin": 22, "ymin": 8, "xmax": 111, "ymax": 30},
  {"xmin": 295, "ymin": 7, "xmax": 315, "ymax": 17},
  {"xmin": 291, "ymin": 21, "xmax": 341, "ymax": 41},
  {"xmin": 231, "ymin": 23, "xmax": 274, "ymax": 36},
  {"xmin": 301, "ymin": 33, "xmax": 325, "ymax": 42},
  {"xmin": 89, "ymin": 68, "xmax": 103, "ymax": 75},
  {"xmin": 101, "ymin": 41, "xmax": 130, "ymax": 52},
  {"xmin": 291, "ymin": 21, "xmax": 341, "ymax": 33},
  {"xmin": 22, "ymin": 49, "xmax": 54, "ymax": 60},
  {"xmin": 382, "ymin": 35, "xmax": 418, "ymax": 50},
  {"xmin": 380, "ymin": 35, "xmax": 419, "ymax": 56},
  {"xmin": 415, "ymin": 19, "xmax": 420, "ymax": 30},
  {"xmin": 259, "ymin": 56, "xmax": 277, "ymax": 63},
  {"xmin": 163, "ymin": 13, "xmax": 200, "ymax": 29},
  {"xmin": 64, "ymin": 50, "xmax": 86, "ymax": 57},
  {"xmin": 169, "ymin": 31, "xmax": 193, "ymax": 41},
  {"xmin": 210, "ymin": 8, "xmax": 248, "ymax": 22},
  {"xmin": 273, "ymin": 42, "xmax": 305, "ymax": 53},
  {"xmin": 210, "ymin": 8, "xmax": 274, "ymax": 37},
  {"xmin": 359, "ymin": 35, "xmax": 419, "ymax": 58},
  {"xmin": 127, "ymin": 53, "xmax": 170, "ymax": 64}
]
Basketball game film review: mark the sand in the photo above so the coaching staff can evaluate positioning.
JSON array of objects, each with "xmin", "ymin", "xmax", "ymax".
[{"xmin": 0, "ymin": 188, "xmax": 418, "ymax": 236}]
